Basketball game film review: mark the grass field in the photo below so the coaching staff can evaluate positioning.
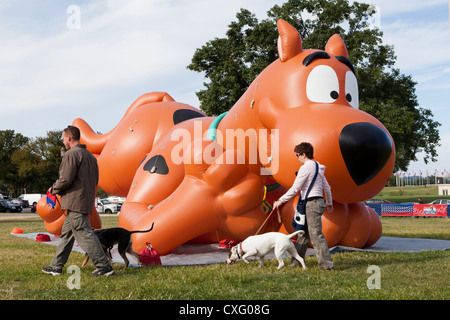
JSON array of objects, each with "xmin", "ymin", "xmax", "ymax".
[
  {"xmin": 375, "ymin": 185, "xmax": 450, "ymax": 203},
  {"xmin": 0, "ymin": 213, "xmax": 448, "ymax": 301}
]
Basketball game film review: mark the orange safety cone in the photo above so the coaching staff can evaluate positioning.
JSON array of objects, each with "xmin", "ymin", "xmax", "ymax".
[{"xmin": 11, "ymin": 228, "xmax": 24, "ymax": 234}]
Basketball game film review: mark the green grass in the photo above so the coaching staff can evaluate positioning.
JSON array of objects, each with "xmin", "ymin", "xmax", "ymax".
[
  {"xmin": 376, "ymin": 185, "xmax": 450, "ymax": 203},
  {"xmin": 0, "ymin": 215, "xmax": 448, "ymax": 300},
  {"xmin": 382, "ymin": 217, "xmax": 450, "ymax": 240}
]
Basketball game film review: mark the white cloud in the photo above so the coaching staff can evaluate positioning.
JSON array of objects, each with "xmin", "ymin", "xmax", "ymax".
[
  {"xmin": 6, "ymin": 0, "xmax": 446, "ymax": 119},
  {"xmin": 0, "ymin": 0, "xmax": 280, "ymax": 111},
  {"xmin": 408, "ymin": 130, "xmax": 450, "ymax": 173},
  {"xmin": 381, "ymin": 20, "xmax": 450, "ymax": 73},
  {"xmin": 0, "ymin": 0, "xmax": 283, "ymax": 137},
  {"xmin": 357, "ymin": 0, "xmax": 450, "ymax": 78},
  {"xmin": 415, "ymin": 67, "xmax": 450, "ymax": 83}
]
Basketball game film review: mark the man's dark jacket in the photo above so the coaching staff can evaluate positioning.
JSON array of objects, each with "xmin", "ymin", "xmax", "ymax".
[{"xmin": 51, "ymin": 144, "xmax": 99, "ymax": 214}]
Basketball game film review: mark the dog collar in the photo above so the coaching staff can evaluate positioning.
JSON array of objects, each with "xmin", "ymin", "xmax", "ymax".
[{"xmin": 237, "ymin": 242, "xmax": 244, "ymax": 259}]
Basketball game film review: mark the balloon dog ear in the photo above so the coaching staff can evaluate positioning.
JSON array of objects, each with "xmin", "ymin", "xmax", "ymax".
[
  {"xmin": 325, "ymin": 34, "xmax": 348, "ymax": 58},
  {"xmin": 277, "ymin": 19, "xmax": 303, "ymax": 62}
]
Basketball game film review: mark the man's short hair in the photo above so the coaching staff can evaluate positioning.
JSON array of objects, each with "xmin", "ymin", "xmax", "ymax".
[
  {"xmin": 64, "ymin": 125, "xmax": 80, "ymax": 141},
  {"xmin": 294, "ymin": 142, "xmax": 314, "ymax": 159}
]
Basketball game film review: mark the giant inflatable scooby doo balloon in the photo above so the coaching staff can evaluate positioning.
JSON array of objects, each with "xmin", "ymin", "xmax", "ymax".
[{"xmin": 38, "ymin": 20, "xmax": 394, "ymax": 255}]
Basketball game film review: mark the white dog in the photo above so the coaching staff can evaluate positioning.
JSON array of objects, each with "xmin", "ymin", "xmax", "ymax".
[{"xmin": 226, "ymin": 230, "xmax": 306, "ymax": 270}]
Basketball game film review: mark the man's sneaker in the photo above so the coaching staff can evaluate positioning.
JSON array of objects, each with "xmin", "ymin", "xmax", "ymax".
[
  {"xmin": 42, "ymin": 265, "xmax": 62, "ymax": 276},
  {"xmin": 92, "ymin": 265, "xmax": 114, "ymax": 277}
]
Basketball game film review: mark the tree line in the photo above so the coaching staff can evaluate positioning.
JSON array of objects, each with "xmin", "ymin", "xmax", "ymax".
[{"xmin": 0, "ymin": 130, "xmax": 63, "ymax": 197}]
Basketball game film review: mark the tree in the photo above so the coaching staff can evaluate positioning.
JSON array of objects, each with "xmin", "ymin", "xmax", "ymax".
[
  {"xmin": 187, "ymin": 0, "xmax": 440, "ymax": 171},
  {"xmin": 0, "ymin": 130, "xmax": 29, "ymax": 196},
  {"xmin": 1, "ymin": 130, "xmax": 63, "ymax": 196},
  {"xmin": 31, "ymin": 130, "xmax": 65, "ymax": 189}
]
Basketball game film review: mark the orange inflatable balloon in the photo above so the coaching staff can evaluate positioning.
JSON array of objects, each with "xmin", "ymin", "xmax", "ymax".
[
  {"xmin": 39, "ymin": 19, "xmax": 394, "ymax": 254},
  {"xmin": 44, "ymin": 214, "xmax": 66, "ymax": 235},
  {"xmin": 37, "ymin": 196, "xmax": 101, "ymax": 235},
  {"xmin": 365, "ymin": 207, "xmax": 382, "ymax": 247},
  {"xmin": 279, "ymin": 195, "xmax": 300, "ymax": 235},
  {"xmin": 321, "ymin": 202, "xmax": 349, "ymax": 248},
  {"xmin": 36, "ymin": 195, "xmax": 63, "ymax": 223},
  {"xmin": 72, "ymin": 92, "xmax": 205, "ymax": 197},
  {"xmin": 279, "ymin": 198, "xmax": 349, "ymax": 249},
  {"xmin": 339, "ymin": 202, "xmax": 372, "ymax": 248}
]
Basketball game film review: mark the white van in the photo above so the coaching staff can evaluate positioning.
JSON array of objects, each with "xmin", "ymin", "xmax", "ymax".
[{"xmin": 19, "ymin": 194, "xmax": 45, "ymax": 206}]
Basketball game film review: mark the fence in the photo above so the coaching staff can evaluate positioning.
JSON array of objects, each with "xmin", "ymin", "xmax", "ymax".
[{"xmin": 367, "ymin": 203, "xmax": 450, "ymax": 217}]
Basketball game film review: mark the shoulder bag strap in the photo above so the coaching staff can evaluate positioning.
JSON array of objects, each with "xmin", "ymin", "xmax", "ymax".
[{"xmin": 302, "ymin": 161, "xmax": 319, "ymax": 201}]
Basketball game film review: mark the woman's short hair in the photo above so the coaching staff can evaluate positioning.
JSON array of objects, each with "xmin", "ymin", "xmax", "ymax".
[{"xmin": 294, "ymin": 142, "xmax": 314, "ymax": 159}]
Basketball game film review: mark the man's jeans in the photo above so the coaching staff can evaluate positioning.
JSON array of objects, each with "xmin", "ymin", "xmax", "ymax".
[{"xmin": 51, "ymin": 210, "xmax": 110, "ymax": 270}]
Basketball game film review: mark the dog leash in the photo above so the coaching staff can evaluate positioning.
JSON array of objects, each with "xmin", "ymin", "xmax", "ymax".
[
  {"xmin": 54, "ymin": 195, "xmax": 68, "ymax": 216},
  {"xmin": 254, "ymin": 206, "xmax": 281, "ymax": 235}
]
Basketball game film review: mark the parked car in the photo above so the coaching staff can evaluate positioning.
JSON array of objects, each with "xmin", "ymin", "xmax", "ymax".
[
  {"xmin": 365, "ymin": 199, "xmax": 394, "ymax": 204},
  {"xmin": 18, "ymin": 193, "xmax": 45, "ymax": 206},
  {"xmin": 96, "ymin": 199, "xmax": 119, "ymax": 214},
  {"xmin": 429, "ymin": 199, "xmax": 450, "ymax": 205},
  {"xmin": 0, "ymin": 200, "xmax": 23, "ymax": 213},
  {"xmin": 10, "ymin": 198, "xmax": 30, "ymax": 208},
  {"xmin": 106, "ymin": 196, "xmax": 126, "ymax": 204}
]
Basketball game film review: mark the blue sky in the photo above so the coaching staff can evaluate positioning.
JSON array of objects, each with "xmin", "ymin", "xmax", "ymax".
[{"xmin": 1, "ymin": 0, "xmax": 448, "ymax": 176}]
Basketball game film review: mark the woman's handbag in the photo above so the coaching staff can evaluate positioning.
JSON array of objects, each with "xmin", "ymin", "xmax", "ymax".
[{"xmin": 292, "ymin": 161, "xmax": 319, "ymax": 231}]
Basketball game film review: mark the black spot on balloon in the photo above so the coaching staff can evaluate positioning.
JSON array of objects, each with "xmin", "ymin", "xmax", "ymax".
[{"xmin": 143, "ymin": 155, "xmax": 169, "ymax": 175}]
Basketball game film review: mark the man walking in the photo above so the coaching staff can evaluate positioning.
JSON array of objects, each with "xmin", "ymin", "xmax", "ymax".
[{"xmin": 42, "ymin": 125, "xmax": 113, "ymax": 276}]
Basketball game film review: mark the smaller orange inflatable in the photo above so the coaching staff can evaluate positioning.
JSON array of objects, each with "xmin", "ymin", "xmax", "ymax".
[{"xmin": 37, "ymin": 195, "xmax": 101, "ymax": 235}]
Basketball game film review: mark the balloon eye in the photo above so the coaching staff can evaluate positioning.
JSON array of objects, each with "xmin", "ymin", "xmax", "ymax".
[
  {"xmin": 346, "ymin": 93, "xmax": 352, "ymax": 102},
  {"xmin": 345, "ymin": 71, "xmax": 359, "ymax": 109},
  {"xmin": 330, "ymin": 91, "xmax": 339, "ymax": 99},
  {"xmin": 306, "ymin": 65, "xmax": 339, "ymax": 104}
]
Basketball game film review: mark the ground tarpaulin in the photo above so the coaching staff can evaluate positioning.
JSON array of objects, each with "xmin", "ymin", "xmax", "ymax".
[{"xmin": 11, "ymin": 232, "xmax": 450, "ymax": 267}]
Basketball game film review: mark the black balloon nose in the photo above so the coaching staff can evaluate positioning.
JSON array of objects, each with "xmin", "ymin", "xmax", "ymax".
[{"xmin": 339, "ymin": 122, "xmax": 392, "ymax": 186}]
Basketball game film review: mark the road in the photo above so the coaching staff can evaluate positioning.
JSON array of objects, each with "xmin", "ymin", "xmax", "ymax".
[
  {"xmin": 0, "ymin": 207, "xmax": 40, "ymax": 219},
  {"xmin": 0, "ymin": 207, "xmax": 118, "ymax": 220}
]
